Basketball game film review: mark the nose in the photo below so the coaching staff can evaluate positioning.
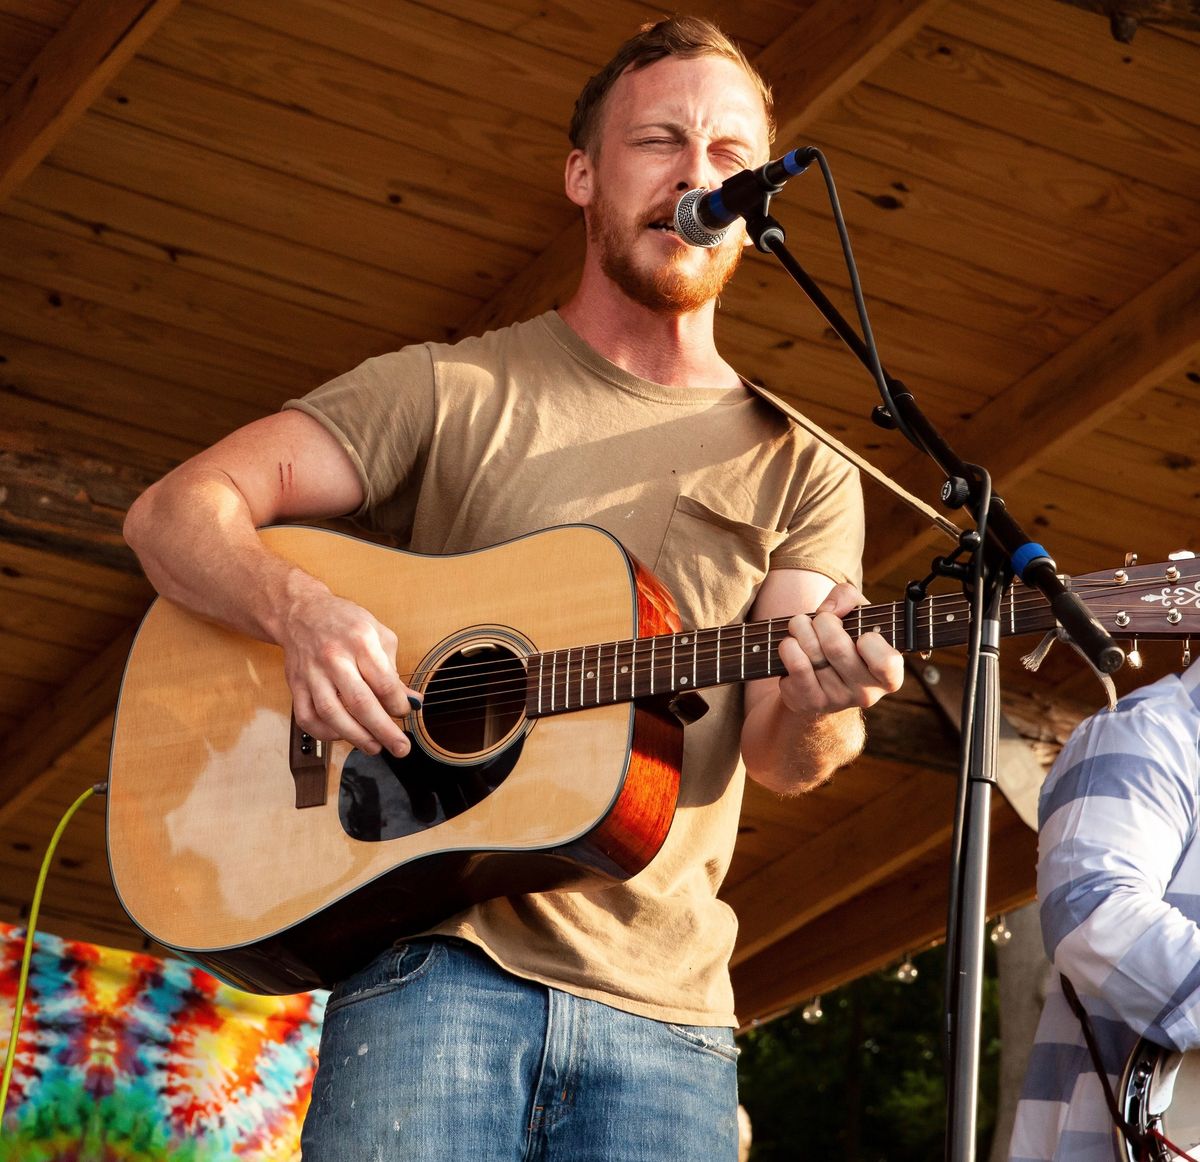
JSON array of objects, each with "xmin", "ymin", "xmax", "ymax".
[{"xmin": 674, "ymin": 138, "xmax": 718, "ymax": 193}]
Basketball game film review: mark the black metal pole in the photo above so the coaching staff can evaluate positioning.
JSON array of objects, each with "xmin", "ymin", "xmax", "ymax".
[{"xmin": 738, "ymin": 207, "xmax": 1122, "ymax": 1159}]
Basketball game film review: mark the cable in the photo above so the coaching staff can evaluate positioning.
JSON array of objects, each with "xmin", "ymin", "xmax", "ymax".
[{"xmin": 0, "ymin": 782, "xmax": 104, "ymax": 1126}]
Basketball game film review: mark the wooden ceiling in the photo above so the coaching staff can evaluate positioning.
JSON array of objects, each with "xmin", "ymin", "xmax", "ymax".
[{"xmin": 0, "ymin": 0, "xmax": 1197, "ymax": 1025}]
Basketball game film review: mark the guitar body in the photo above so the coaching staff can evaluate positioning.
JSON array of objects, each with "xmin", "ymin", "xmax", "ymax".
[{"xmin": 107, "ymin": 525, "xmax": 683, "ymax": 995}]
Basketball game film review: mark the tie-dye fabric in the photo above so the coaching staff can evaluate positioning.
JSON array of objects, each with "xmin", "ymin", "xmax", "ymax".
[{"xmin": 0, "ymin": 922, "xmax": 325, "ymax": 1161}]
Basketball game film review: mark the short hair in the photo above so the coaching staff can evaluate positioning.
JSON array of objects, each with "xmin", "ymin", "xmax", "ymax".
[{"xmin": 569, "ymin": 16, "xmax": 775, "ymax": 154}]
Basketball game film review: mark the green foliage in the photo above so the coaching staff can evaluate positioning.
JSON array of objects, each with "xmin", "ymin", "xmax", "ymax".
[{"xmin": 737, "ymin": 945, "xmax": 999, "ymax": 1161}]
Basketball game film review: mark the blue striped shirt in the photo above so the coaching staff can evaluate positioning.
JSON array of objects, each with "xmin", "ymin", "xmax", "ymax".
[{"xmin": 1009, "ymin": 660, "xmax": 1200, "ymax": 1161}]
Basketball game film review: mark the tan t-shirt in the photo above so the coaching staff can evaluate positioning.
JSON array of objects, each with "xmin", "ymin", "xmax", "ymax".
[{"xmin": 285, "ymin": 311, "xmax": 863, "ymax": 1026}]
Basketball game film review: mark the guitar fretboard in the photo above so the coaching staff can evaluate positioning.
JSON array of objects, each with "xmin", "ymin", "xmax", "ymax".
[{"xmin": 526, "ymin": 586, "xmax": 1057, "ymax": 717}]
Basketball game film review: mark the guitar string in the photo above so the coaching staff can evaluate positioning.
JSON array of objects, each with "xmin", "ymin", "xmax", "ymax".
[
  {"xmin": 398, "ymin": 577, "xmax": 1189, "ymax": 716},
  {"xmin": 380, "ymin": 577, "xmax": 1191, "ymax": 729}
]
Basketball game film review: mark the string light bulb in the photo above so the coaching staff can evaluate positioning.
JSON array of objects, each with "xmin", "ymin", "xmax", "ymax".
[
  {"xmin": 801, "ymin": 996, "xmax": 824, "ymax": 1024},
  {"xmin": 990, "ymin": 916, "xmax": 1013, "ymax": 945},
  {"xmin": 896, "ymin": 955, "xmax": 918, "ymax": 984}
]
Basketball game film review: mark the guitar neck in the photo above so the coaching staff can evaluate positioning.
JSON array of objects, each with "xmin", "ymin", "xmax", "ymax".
[{"xmin": 527, "ymin": 587, "xmax": 1058, "ymax": 717}]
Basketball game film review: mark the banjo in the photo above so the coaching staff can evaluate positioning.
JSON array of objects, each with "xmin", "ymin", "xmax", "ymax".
[{"xmin": 1119, "ymin": 1041, "xmax": 1200, "ymax": 1161}]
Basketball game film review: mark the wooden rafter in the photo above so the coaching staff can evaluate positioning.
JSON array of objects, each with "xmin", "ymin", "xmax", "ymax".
[
  {"xmin": 731, "ymin": 800, "xmax": 1037, "ymax": 1025},
  {"xmin": 0, "ymin": 628, "xmax": 133, "ymax": 827},
  {"xmin": 0, "ymin": 0, "xmax": 182, "ymax": 203},
  {"xmin": 864, "ymin": 249, "xmax": 1200, "ymax": 579},
  {"xmin": 728, "ymin": 766, "xmax": 958, "ymax": 967}
]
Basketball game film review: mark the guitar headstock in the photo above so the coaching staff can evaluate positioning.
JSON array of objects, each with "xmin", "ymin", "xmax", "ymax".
[{"xmin": 1073, "ymin": 552, "xmax": 1199, "ymax": 642}]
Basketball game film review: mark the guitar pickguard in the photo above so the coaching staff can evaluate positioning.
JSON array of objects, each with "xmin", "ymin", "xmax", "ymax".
[{"xmin": 338, "ymin": 731, "xmax": 525, "ymax": 842}]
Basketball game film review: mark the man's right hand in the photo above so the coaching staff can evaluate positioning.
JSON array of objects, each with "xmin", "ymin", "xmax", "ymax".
[{"xmin": 281, "ymin": 588, "xmax": 421, "ymax": 758}]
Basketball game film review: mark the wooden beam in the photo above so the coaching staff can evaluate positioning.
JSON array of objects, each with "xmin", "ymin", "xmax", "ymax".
[
  {"xmin": 732, "ymin": 800, "xmax": 1037, "ymax": 1025},
  {"xmin": 0, "ymin": 0, "xmax": 182, "ymax": 203},
  {"xmin": 457, "ymin": 0, "xmax": 947, "ymax": 335},
  {"xmin": 914, "ymin": 661, "xmax": 1054, "ymax": 831},
  {"xmin": 865, "ymin": 249, "xmax": 1200, "ymax": 579},
  {"xmin": 727, "ymin": 765, "xmax": 957, "ymax": 966},
  {"xmin": 757, "ymin": 0, "xmax": 950, "ymax": 140},
  {"xmin": 0, "ymin": 627, "xmax": 132, "ymax": 827},
  {"xmin": 1048, "ymin": 0, "xmax": 1200, "ymax": 42}
]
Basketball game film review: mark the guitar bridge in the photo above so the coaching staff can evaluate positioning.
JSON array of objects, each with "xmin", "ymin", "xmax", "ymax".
[{"xmin": 289, "ymin": 712, "xmax": 328, "ymax": 809}]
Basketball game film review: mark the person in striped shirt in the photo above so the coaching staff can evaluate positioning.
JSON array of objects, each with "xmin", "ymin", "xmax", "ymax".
[{"xmin": 1009, "ymin": 658, "xmax": 1200, "ymax": 1161}]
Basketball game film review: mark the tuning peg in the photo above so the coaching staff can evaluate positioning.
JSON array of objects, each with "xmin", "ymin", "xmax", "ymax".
[
  {"xmin": 1168, "ymin": 550, "xmax": 1196, "ymax": 560},
  {"xmin": 1128, "ymin": 639, "xmax": 1143, "ymax": 669},
  {"xmin": 1185, "ymin": 639, "xmax": 1193, "ymax": 669},
  {"xmin": 1124, "ymin": 551, "xmax": 1139, "ymax": 567}
]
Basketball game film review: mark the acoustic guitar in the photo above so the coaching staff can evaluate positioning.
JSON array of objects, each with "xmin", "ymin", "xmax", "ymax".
[{"xmin": 106, "ymin": 525, "xmax": 1199, "ymax": 994}]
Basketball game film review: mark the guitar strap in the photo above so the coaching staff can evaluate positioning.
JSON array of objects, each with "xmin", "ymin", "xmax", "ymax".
[
  {"xmin": 1059, "ymin": 974, "xmax": 1150, "ymax": 1160},
  {"xmin": 741, "ymin": 380, "xmax": 963, "ymax": 546}
]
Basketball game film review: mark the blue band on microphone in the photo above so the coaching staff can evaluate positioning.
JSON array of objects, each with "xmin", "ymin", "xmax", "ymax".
[
  {"xmin": 1012, "ymin": 542, "xmax": 1052, "ymax": 578},
  {"xmin": 707, "ymin": 188, "xmax": 730, "ymax": 227},
  {"xmin": 781, "ymin": 148, "xmax": 814, "ymax": 175}
]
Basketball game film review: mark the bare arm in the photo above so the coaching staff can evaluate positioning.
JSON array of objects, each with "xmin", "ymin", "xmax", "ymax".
[
  {"xmin": 740, "ymin": 568, "xmax": 904, "ymax": 794},
  {"xmin": 123, "ymin": 409, "xmax": 417, "ymax": 757}
]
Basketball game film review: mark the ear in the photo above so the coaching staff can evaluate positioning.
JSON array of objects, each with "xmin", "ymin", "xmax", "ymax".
[{"xmin": 564, "ymin": 148, "xmax": 594, "ymax": 208}]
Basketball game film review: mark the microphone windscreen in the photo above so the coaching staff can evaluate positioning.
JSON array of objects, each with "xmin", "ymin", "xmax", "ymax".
[{"xmin": 673, "ymin": 189, "xmax": 728, "ymax": 249}]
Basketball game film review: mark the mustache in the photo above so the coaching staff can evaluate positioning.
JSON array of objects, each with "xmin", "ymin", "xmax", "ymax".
[{"xmin": 641, "ymin": 198, "xmax": 686, "ymax": 230}]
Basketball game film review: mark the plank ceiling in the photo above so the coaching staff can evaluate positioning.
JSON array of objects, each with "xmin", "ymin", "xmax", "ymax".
[{"xmin": 0, "ymin": 0, "xmax": 1197, "ymax": 1025}]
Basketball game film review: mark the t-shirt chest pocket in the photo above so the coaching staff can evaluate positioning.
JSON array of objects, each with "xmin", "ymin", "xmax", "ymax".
[{"xmin": 653, "ymin": 493, "xmax": 786, "ymax": 629}]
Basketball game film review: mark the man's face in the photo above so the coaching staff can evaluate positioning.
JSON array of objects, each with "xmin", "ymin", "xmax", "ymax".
[{"xmin": 569, "ymin": 55, "xmax": 772, "ymax": 313}]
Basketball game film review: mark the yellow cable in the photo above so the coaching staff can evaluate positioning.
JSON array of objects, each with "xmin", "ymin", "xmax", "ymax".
[{"xmin": 0, "ymin": 783, "xmax": 101, "ymax": 1126}]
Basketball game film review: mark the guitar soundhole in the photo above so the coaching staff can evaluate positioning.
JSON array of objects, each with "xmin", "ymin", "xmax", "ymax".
[
  {"xmin": 420, "ymin": 642, "xmax": 527, "ymax": 759},
  {"xmin": 337, "ymin": 637, "xmax": 530, "ymax": 843}
]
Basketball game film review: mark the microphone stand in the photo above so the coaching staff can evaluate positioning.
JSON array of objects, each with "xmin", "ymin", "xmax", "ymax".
[{"xmin": 735, "ymin": 200, "xmax": 1124, "ymax": 1161}]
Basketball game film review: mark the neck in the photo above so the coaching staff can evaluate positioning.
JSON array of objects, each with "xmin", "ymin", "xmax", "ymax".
[{"xmin": 558, "ymin": 263, "xmax": 741, "ymax": 390}]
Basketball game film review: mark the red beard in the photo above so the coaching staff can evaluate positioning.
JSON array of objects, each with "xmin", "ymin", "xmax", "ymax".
[{"xmin": 588, "ymin": 187, "xmax": 743, "ymax": 313}]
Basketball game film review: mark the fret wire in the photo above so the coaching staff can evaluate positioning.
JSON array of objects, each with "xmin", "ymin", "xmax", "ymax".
[
  {"xmin": 671, "ymin": 633, "xmax": 677, "ymax": 690},
  {"xmin": 537, "ymin": 653, "xmax": 544, "ymax": 715},
  {"xmin": 693, "ymin": 630, "xmax": 699, "ymax": 688}
]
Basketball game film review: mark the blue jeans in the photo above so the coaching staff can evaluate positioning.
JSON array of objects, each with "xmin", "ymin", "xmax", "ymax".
[{"xmin": 300, "ymin": 937, "xmax": 740, "ymax": 1160}]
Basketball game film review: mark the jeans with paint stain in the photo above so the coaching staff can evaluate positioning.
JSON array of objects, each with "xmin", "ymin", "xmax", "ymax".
[{"xmin": 299, "ymin": 936, "xmax": 740, "ymax": 1161}]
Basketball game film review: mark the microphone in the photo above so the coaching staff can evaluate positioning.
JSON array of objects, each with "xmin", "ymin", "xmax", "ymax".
[{"xmin": 673, "ymin": 147, "xmax": 817, "ymax": 248}]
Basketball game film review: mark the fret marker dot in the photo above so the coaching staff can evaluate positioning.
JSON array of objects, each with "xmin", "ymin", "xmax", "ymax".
[
  {"xmin": 946, "ymin": 614, "xmax": 956, "ymax": 622},
  {"xmin": 586, "ymin": 670, "xmax": 594, "ymax": 679},
  {"xmin": 752, "ymin": 644, "xmax": 761, "ymax": 653},
  {"xmin": 620, "ymin": 666, "xmax": 629, "ymax": 674},
  {"xmin": 680, "ymin": 676, "xmax": 690, "ymax": 685}
]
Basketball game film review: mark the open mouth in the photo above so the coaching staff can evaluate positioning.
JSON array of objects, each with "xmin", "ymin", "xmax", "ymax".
[{"xmin": 648, "ymin": 218, "xmax": 678, "ymax": 234}]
